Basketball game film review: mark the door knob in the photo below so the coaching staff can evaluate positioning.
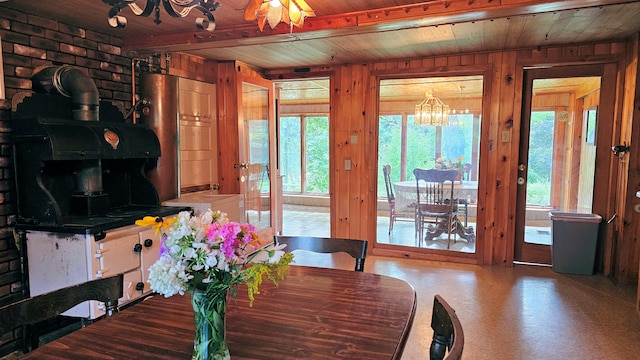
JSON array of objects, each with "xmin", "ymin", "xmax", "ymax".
[
  {"xmin": 518, "ymin": 164, "xmax": 526, "ymax": 171},
  {"xmin": 517, "ymin": 177, "xmax": 525, "ymax": 185}
]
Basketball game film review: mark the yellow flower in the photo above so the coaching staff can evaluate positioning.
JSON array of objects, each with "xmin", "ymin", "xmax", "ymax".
[{"xmin": 135, "ymin": 216, "xmax": 176, "ymax": 235}]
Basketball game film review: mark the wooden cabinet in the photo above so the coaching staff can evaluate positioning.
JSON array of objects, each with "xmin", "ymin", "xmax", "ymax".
[{"xmin": 178, "ymin": 77, "xmax": 218, "ymax": 193}]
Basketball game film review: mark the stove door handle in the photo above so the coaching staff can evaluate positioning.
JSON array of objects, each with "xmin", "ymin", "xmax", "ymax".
[{"xmin": 95, "ymin": 231, "xmax": 107, "ymax": 241}]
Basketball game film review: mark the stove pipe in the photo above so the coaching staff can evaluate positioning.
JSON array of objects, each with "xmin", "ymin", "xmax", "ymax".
[
  {"xmin": 31, "ymin": 65, "xmax": 100, "ymax": 121},
  {"xmin": 31, "ymin": 65, "xmax": 105, "ymax": 208}
]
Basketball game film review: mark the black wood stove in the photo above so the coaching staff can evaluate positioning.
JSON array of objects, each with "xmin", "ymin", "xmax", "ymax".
[{"xmin": 12, "ymin": 65, "xmax": 187, "ymax": 235}]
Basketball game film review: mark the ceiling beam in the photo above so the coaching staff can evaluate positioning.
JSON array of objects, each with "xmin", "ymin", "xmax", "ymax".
[{"xmin": 123, "ymin": 0, "xmax": 638, "ymax": 52}]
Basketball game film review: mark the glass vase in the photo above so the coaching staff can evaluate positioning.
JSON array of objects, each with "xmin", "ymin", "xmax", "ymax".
[{"xmin": 191, "ymin": 289, "xmax": 230, "ymax": 360}]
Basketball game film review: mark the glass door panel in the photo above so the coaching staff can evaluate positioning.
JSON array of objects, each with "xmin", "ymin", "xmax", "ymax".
[
  {"xmin": 515, "ymin": 68, "xmax": 602, "ymax": 264},
  {"xmin": 242, "ymin": 83, "xmax": 271, "ymax": 230},
  {"xmin": 377, "ymin": 75, "xmax": 483, "ymax": 253}
]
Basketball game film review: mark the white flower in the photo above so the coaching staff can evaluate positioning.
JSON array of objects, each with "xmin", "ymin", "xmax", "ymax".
[{"xmin": 141, "ymin": 210, "xmax": 293, "ymax": 300}]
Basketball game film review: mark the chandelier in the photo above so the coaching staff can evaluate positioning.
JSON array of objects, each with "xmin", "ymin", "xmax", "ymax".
[
  {"xmin": 414, "ymin": 91, "xmax": 450, "ymax": 126},
  {"xmin": 244, "ymin": 0, "xmax": 315, "ymax": 32},
  {"xmin": 103, "ymin": 0, "xmax": 221, "ymax": 32}
]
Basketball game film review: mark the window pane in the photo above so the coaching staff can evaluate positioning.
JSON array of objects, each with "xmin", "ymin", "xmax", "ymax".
[
  {"xmin": 407, "ymin": 117, "xmax": 436, "ymax": 179},
  {"xmin": 441, "ymin": 120, "xmax": 467, "ymax": 165},
  {"xmin": 280, "ymin": 116, "xmax": 301, "ymax": 192},
  {"xmin": 527, "ymin": 111, "xmax": 554, "ymax": 206},
  {"xmin": 378, "ymin": 115, "xmax": 403, "ymax": 197},
  {"xmin": 305, "ymin": 116, "xmax": 329, "ymax": 193}
]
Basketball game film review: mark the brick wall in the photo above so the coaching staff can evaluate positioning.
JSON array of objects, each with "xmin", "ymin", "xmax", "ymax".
[{"xmin": 0, "ymin": 8, "xmax": 133, "ymax": 356}]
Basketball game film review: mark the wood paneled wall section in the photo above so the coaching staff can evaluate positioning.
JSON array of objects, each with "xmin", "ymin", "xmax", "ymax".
[
  {"xmin": 168, "ymin": 53, "xmax": 216, "ymax": 83},
  {"xmin": 162, "ymin": 40, "xmax": 640, "ymax": 286},
  {"xmin": 265, "ymin": 40, "xmax": 640, "ymax": 277},
  {"xmin": 615, "ymin": 35, "xmax": 640, "ymax": 312},
  {"xmin": 632, "ymin": 34, "xmax": 640, "ymax": 313}
]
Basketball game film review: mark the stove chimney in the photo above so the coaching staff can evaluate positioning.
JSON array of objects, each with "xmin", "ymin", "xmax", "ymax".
[{"xmin": 31, "ymin": 65, "xmax": 100, "ymax": 121}]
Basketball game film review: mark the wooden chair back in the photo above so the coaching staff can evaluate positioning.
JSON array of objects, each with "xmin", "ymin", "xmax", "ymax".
[
  {"xmin": 430, "ymin": 294, "xmax": 464, "ymax": 360},
  {"xmin": 413, "ymin": 168, "xmax": 458, "ymax": 214},
  {"xmin": 383, "ymin": 164, "xmax": 396, "ymax": 202},
  {"xmin": 274, "ymin": 236, "xmax": 368, "ymax": 271},
  {"xmin": 383, "ymin": 164, "xmax": 397, "ymax": 234},
  {"xmin": 0, "ymin": 273, "xmax": 124, "ymax": 334}
]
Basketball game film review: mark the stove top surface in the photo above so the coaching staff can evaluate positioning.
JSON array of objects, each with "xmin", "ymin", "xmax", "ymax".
[{"xmin": 16, "ymin": 205, "xmax": 191, "ymax": 235}]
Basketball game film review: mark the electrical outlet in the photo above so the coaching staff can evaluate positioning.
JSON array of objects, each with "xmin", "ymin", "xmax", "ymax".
[
  {"xmin": 344, "ymin": 158, "xmax": 352, "ymax": 171},
  {"xmin": 501, "ymin": 130, "xmax": 510, "ymax": 142}
]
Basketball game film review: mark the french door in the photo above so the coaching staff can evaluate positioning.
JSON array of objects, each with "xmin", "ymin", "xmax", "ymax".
[
  {"xmin": 240, "ymin": 79, "xmax": 276, "ymax": 232},
  {"xmin": 514, "ymin": 64, "xmax": 614, "ymax": 265}
]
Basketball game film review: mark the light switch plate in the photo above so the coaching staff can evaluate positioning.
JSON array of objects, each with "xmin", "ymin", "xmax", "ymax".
[{"xmin": 344, "ymin": 158, "xmax": 352, "ymax": 171}]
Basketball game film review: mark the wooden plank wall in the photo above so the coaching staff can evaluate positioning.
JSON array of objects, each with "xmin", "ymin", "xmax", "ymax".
[
  {"xmin": 265, "ymin": 39, "xmax": 639, "ymax": 278},
  {"xmin": 170, "ymin": 38, "xmax": 639, "ymax": 284}
]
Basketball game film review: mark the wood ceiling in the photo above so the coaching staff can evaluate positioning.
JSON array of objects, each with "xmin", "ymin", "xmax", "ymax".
[
  {"xmin": 2, "ymin": 0, "xmax": 639, "ymax": 70},
  {"xmin": 1, "ymin": 0, "xmax": 637, "ymax": 101}
]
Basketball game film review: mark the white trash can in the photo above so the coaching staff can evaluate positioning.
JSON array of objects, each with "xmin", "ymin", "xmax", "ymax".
[{"xmin": 549, "ymin": 212, "xmax": 602, "ymax": 275}]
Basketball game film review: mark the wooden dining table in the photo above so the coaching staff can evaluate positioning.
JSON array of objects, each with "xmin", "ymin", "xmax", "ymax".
[{"xmin": 21, "ymin": 266, "xmax": 417, "ymax": 360}]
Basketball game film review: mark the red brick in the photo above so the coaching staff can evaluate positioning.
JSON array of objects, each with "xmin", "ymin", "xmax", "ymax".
[
  {"xmin": 109, "ymin": 36, "xmax": 123, "ymax": 47},
  {"xmin": 112, "ymin": 72, "xmax": 132, "ymax": 83},
  {"xmin": 76, "ymin": 57, "xmax": 101, "ymax": 70},
  {"xmin": 74, "ymin": 37, "xmax": 97, "ymax": 50},
  {"xmin": 0, "ymin": 18, "xmax": 9, "ymax": 30},
  {"xmin": 32, "ymin": 58, "xmax": 50, "ymax": 69},
  {"xmin": 47, "ymin": 50, "xmax": 75, "ymax": 64},
  {"xmin": 100, "ymin": 62, "xmax": 123, "ymax": 73},
  {"xmin": 12, "ymin": 21, "xmax": 44, "ymax": 37},
  {"xmin": 0, "ymin": 8, "xmax": 28, "ymax": 22},
  {"xmin": 87, "ymin": 49, "xmax": 112, "ymax": 62},
  {"xmin": 98, "ymin": 89, "xmax": 113, "ymax": 99},
  {"xmin": 3, "ymin": 64, "xmax": 15, "ymax": 77},
  {"xmin": 101, "ymin": 80, "xmax": 126, "ymax": 92},
  {"xmin": 14, "ymin": 67, "xmax": 32, "ymax": 78},
  {"xmin": 98, "ymin": 43, "xmax": 121, "ymax": 56},
  {"xmin": 89, "ymin": 68, "xmax": 111, "ymax": 80},
  {"xmin": 0, "ymin": 29, "xmax": 29, "ymax": 46},
  {"xmin": 1, "ymin": 39, "xmax": 12, "ymax": 53},
  {"xmin": 111, "ymin": 55, "xmax": 132, "ymax": 67},
  {"xmin": 86, "ymin": 30, "xmax": 110, "ymax": 43},
  {"xmin": 14, "ymin": 44, "xmax": 46, "ymax": 59},
  {"xmin": 3, "ymin": 76, "xmax": 32, "ymax": 91},
  {"xmin": 2, "ymin": 53, "xmax": 31, "ymax": 67},
  {"xmin": 44, "ymin": 29, "xmax": 73, "ymax": 44},
  {"xmin": 30, "ymin": 36, "xmax": 59, "ymax": 51},
  {"xmin": 113, "ymin": 91, "xmax": 132, "ymax": 101},
  {"xmin": 60, "ymin": 43, "xmax": 87, "ymax": 57},
  {"xmin": 58, "ymin": 22, "xmax": 85, "ymax": 38}
]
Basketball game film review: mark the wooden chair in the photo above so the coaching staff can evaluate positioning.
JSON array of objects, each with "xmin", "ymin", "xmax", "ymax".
[
  {"xmin": 430, "ymin": 294, "xmax": 464, "ymax": 360},
  {"xmin": 382, "ymin": 164, "xmax": 414, "ymax": 234},
  {"xmin": 414, "ymin": 168, "xmax": 459, "ymax": 248},
  {"xmin": 0, "ymin": 274, "xmax": 124, "ymax": 351},
  {"xmin": 274, "ymin": 236, "xmax": 368, "ymax": 271}
]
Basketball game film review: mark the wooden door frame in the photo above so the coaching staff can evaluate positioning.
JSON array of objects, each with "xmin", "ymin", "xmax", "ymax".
[{"xmin": 514, "ymin": 63, "xmax": 618, "ymax": 266}]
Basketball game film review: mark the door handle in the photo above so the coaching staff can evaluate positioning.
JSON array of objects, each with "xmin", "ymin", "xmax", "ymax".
[{"xmin": 518, "ymin": 164, "xmax": 526, "ymax": 171}]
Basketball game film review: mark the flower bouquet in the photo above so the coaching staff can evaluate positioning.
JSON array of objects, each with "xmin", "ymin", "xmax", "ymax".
[
  {"xmin": 136, "ymin": 210, "xmax": 293, "ymax": 360},
  {"xmin": 434, "ymin": 156, "xmax": 465, "ymax": 181}
]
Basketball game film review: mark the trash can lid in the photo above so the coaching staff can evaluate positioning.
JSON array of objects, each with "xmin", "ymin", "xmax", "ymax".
[{"xmin": 549, "ymin": 212, "xmax": 602, "ymax": 222}]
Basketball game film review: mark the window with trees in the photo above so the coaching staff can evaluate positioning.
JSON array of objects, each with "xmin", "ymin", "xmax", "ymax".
[{"xmin": 280, "ymin": 115, "xmax": 329, "ymax": 194}]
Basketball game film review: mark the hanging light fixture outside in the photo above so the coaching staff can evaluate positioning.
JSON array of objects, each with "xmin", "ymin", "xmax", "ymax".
[
  {"xmin": 451, "ymin": 85, "xmax": 469, "ymax": 115},
  {"xmin": 244, "ymin": 0, "xmax": 315, "ymax": 32},
  {"xmin": 103, "ymin": 0, "xmax": 221, "ymax": 31},
  {"xmin": 414, "ymin": 91, "xmax": 450, "ymax": 126}
]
